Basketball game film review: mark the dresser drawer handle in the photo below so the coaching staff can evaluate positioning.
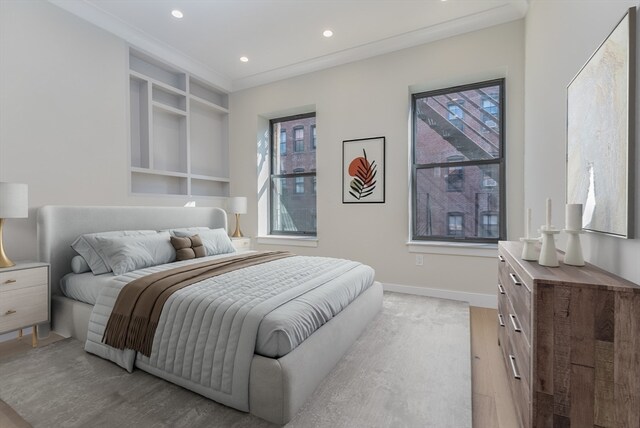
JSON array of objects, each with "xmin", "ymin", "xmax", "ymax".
[
  {"xmin": 498, "ymin": 313, "xmax": 505, "ymax": 327},
  {"xmin": 498, "ymin": 255, "xmax": 505, "ymax": 263},
  {"xmin": 5, "ymin": 309, "xmax": 17, "ymax": 315},
  {"xmin": 509, "ymin": 354, "xmax": 521, "ymax": 379},
  {"xmin": 509, "ymin": 313, "xmax": 522, "ymax": 332},
  {"xmin": 509, "ymin": 273, "xmax": 522, "ymax": 286},
  {"xmin": 3, "ymin": 279, "xmax": 17, "ymax": 284},
  {"xmin": 497, "ymin": 283, "xmax": 505, "ymax": 294}
]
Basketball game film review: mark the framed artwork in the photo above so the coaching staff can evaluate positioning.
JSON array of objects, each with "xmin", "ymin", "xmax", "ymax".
[
  {"xmin": 343, "ymin": 136, "xmax": 385, "ymax": 203},
  {"xmin": 567, "ymin": 7, "xmax": 635, "ymax": 238}
]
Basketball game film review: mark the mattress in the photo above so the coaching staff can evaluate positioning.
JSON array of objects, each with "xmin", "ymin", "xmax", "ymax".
[{"xmin": 60, "ymin": 253, "xmax": 374, "ymax": 357}]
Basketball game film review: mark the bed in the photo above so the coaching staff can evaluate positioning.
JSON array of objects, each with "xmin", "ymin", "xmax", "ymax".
[{"xmin": 38, "ymin": 205, "xmax": 382, "ymax": 425}]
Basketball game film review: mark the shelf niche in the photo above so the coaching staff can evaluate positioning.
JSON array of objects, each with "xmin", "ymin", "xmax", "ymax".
[{"xmin": 129, "ymin": 49, "xmax": 229, "ymax": 198}]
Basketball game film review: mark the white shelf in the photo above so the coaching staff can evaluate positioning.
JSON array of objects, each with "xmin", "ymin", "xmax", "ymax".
[
  {"xmin": 129, "ymin": 50, "xmax": 229, "ymax": 198},
  {"xmin": 130, "ymin": 70, "xmax": 186, "ymax": 96},
  {"xmin": 189, "ymin": 95, "xmax": 229, "ymax": 114},
  {"xmin": 191, "ymin": 173, "xmax": 230, "ymax": 182},
  {"xmin": 131, "ymin": 167, "xmax": 188, "ymax": 178},
  {"xmin": 152, "ymin": 101, "xmax": 187, "ymax": 117}
]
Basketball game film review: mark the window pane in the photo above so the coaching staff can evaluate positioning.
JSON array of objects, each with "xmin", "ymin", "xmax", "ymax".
[
  {"xmin": 271, "ymin": 176, "xmax": 316, "ymax": 234},
  {"xmin": 414, "ymin": 163, "xmax": 501, "ymax": 240},
  {"xmin": 272, "ymin": 117, "xmax": 315, "ymax": 174},
  {"xmin": 414, "ymin": 84, "xmax": 501, "ymax": 164}
]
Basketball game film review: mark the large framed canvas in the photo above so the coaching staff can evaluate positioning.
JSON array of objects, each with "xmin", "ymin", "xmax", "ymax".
[
  {"xmin": 343, "ymin": 137, "xmax": 385, "ymax": 203},
  {"xmin": 567, "ymin": 7, "xmax": 636, "ymax": 238}
]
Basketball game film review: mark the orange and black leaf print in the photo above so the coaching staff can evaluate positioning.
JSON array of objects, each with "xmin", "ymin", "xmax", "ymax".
[{"xmin": 348, "ymin": 149, "xmax": 377, "ymax": 200}]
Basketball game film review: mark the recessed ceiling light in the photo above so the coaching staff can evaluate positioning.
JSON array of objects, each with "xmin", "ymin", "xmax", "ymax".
[
  {"xmin": 240, "ymin": 56, "xmax": 249, "ymax": 63},
  {"xmin": 171, "ymin": 9, "xmax": 183, "ymax": 19},
  {"xmin": 323, "ymin": 29, "xmax": 333, "ymax": 38}
]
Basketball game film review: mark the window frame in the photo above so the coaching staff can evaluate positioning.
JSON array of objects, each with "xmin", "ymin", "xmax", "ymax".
[
  {"xmin": 411, "ymin": 78, "xmax": 506, "ymax": 244},
  {"xmin": 293, "ymin": 126, "xmax": 305, "ymax": 152},
  {"xmin": 269, "ymin": 112, "xmax": 317, "ymax": 236}
]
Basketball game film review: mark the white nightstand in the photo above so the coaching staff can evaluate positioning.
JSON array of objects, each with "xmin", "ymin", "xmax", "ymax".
[
  {"xmin": 231, "ymin": 237, "xmax": 251, "ymax": 252},
  {"xmin": 0, "ymin": 261, "xmax": 50, "ymax": 347}
]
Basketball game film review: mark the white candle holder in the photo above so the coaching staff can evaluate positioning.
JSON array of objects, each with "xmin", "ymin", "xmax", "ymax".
[
  {"xmin": 519, "ymin": 237, "xmax": 540, "ymax": 261},
  {"xmin": 538, "ymin": 226, "xmax": 560, "ymax": 267},
  {"xmin": 563, "ymin": 229, "xmax": 585, "ymax": 266}
]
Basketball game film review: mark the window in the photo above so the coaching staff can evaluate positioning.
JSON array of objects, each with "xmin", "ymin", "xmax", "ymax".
[
  {"xmin": 447, "ymin": 101, "xmax": 464, "ymax": 131},
  {"xmin": 480, "ymin": 212, "xmax": 499, "ymax": 238},
  {"xmin": 311, "ymin": 125, "xmax": 316, "ymax": 150},
  {"xmin": 270, "ymin": 113, "xmax": 317, "ymax": 235},
  {"xmin": 482, "ymin": 94, "xmax": 499, "ymax": 131},
  {"xmin": 447, "ymin": 213, "xmax": 464, "ymax": 237},
  {"xmin": 294, "ymin": 168, "xmax": 305, "ymax": 194},
  {"xmin": 280, "ymin": 130, "xmax": 287, "ymax": 155},
  {"xmin": 412, "ymin": 79, "xmax": 505, "ymax": 243},
  {"xmin": 446, "ymin": 155, "xmax": 464, "ymax": 192},
  {"xmin": 294, "ymin": 126, "xmax": 304, "ymax": 152}
]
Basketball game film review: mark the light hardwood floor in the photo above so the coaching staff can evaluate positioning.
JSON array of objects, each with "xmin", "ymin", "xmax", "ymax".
[
  {"xmin": 471, "ymin": 306, "xmax": 519, "ymax": 428},
  {"xmin": 0, "ymin": 308, "xmax": 516, "ymax": 428}
]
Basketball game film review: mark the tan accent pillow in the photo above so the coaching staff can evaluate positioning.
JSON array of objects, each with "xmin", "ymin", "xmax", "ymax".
[{"xmin": 170, "ymin": 234, "xmax": 206, "ymax": 261}]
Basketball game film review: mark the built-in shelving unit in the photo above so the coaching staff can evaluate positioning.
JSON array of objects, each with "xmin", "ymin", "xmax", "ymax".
[{"xmin": 128, "ymin": 49, "xmax": 229, "ymax": 197}]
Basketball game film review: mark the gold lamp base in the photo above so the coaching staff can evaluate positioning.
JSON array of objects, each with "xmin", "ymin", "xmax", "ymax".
[
  {"xmin": 231, "ymin": 213, "xmax": 244, "ymax": 238},
  {"xmin": 0, "ymin": 218, "xmax": 16, "ymax": 268}
]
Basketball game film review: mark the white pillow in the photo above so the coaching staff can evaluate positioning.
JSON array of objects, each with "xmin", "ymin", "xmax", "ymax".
[
  {"xmin": 165, "ymin": 227, "xmax": 211, "ymax": 236},
  {"xmin": 70, "ymin": 255, "xmax": 91, "ymax": 274},
  {"xmin": 173, "ymin": 228, "xmax": 236, "ymax": 256},
  {"xmin": 94, "ymin": 231, "xmax": 175, "ymax": 276},
  {"xmin": 71, "ymin": 230, "xmax": 157, "ymax": 275}
]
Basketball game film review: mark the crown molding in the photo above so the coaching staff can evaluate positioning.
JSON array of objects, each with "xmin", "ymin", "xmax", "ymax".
[
  {"xmin": 48, "ymin": 0, "xmax": 527, "ymax": 93},
  {"xmin": 232, "ymin": 1, "xmax": 528, "ymax": 91},
  {"xmin": 48, "ymin": 0, "xmax": 233, "ymax": 93}
]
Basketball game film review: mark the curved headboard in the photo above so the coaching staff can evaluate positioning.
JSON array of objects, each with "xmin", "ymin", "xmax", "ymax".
[{"xmin": 37, "ymin": 205, "xmax": 228, "ymax": 296}]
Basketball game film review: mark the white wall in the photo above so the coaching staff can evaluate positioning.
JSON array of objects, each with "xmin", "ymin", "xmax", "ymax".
[
  {"xmin": 524, "ymin": 0, "xmax": 640, "ymax": 284},
  {"xmin": 230, "ymin": 20, "xmax": 525, "ymax": 298},
  {"xmin": 0, "ymin": 1, "xmax": 224, "ymax": 263}
]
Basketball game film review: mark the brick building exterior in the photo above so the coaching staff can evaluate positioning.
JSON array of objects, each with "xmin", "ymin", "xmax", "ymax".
[
  {"xmin": 413, "ymin": 83, "xmax": 502, "ymax": 241},
  {"xmin": 271, "ymin": 116, "xmax": 317, "ymax": 234}
]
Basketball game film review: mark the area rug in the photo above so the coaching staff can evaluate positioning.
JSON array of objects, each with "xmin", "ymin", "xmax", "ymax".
[{"xmin": 0, "ymin": 292, "xmax": 471, "ymax": 427}]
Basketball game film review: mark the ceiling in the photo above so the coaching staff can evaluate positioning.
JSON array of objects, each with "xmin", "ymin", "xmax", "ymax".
[{"xmin": 49, "ymin": 0, "xmax": 528, "ymax": 92}]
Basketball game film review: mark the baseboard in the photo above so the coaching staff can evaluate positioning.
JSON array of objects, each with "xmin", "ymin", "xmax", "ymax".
[{"xmin": 382, "ymin": 283, "xmax": 497, "ymax": 308}]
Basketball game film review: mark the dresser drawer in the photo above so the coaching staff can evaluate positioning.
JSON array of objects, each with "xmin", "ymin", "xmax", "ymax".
[
  {"xmin": 231, "ymin": 238, "xmax": 251, "ymax": 251},
  {"xmin": 0, "ymin": 266, "xmax": 48, "ymax": 292},
  {"xmin": 500, "ymin": 262, "xmax": 532, "ymax": 343},
  {"xmin": 0, "ymin": 283, "xmax": 48, "ymax": 333},
  {"xmin": 506, "ymin": 348, "xmax": 531, "ymax": 428}
]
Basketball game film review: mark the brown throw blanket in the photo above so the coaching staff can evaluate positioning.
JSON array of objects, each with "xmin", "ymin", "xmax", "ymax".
[{"xmin": 102, "ymin": 251, "xmax": 294, "ymax": 356}]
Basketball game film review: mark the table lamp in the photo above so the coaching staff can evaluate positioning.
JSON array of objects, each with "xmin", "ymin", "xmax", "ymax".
[
  {"xmin": 0, "ymin": 182, "xmax": 28, "ymax": 268},
  {"xmin": 228, "ymin": 197, "xmax": 247, "ymax": 238}
]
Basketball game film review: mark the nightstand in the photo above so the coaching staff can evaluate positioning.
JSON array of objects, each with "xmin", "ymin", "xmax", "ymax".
[
  {"xmin": 0, "ymin": 261, "xmax": 50, "ymax": 347},
  {"xmin": 231, "ymin": 237, "xmax": 251, "ymax": 251}
]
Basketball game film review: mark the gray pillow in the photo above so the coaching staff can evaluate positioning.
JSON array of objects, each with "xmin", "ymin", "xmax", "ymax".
[
  {"xmin": 94, "ymin": 231, "xmax": 175, "ymax": 276},
  {"xmin": 174, "ymin": 228, "xmax": 235, "ymax": 256},
  {"xmin": 71, "ymin": 230, "xmax": 157, "ymax": 275},
  {"xmin": 70, "ymin": 255, "xmax": 91, "ymax": 274}
]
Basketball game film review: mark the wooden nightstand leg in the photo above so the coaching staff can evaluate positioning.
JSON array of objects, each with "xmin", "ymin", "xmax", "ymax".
[
  {"xmin": 32, "ymin": 325, "xmax": 38, "ymax": 348},
  {"xmin": 18, "ymin": 329, "xmax": 23, "ymax": 339}
]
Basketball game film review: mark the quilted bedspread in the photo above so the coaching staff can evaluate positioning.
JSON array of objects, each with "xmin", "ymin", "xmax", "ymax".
[{"xmin": 84, "ymin": 254, "xmax": 372, "ymax": 412}]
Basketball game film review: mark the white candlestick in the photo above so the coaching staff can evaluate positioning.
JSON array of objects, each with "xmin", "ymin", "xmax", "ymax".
[
  {"xmin": 546, "ymin": 198, "xmax": 552, "ymax": 229},
  {"xmin": 566, "ymin": 204, "xmax": 582, "ymax": 231},
  {"xmin": 525, "ymin": 208, "xmax": 531, "ymax": 239}
]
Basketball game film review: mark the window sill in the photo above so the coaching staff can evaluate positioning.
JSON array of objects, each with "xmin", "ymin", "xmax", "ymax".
[
  {"xmin": 407, "ymin": 241, "xmax": 497, "ymax": 258},
  {"xmin": 257, "ymin": 235, "xmax": 318, "ymax": 248}
]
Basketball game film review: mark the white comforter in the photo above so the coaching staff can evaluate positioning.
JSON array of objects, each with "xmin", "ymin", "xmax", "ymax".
[{"xmin": 84, "ymin": 254, "xmax": 373, "ymax": 412}]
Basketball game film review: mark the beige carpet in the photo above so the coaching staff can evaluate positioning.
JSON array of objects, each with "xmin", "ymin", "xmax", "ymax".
[{"xmin": 0, "ymin": 292, "xmax": 471, "ymax": 427}]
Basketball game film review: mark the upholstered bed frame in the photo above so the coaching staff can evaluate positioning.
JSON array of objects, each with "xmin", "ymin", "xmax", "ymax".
[{"xmin": 37, "ymin": 205, "xmax": 382, "ymax": 424}]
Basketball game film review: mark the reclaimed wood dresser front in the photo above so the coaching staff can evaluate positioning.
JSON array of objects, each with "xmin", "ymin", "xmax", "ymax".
[{"xmin": 497, "ymin": 241, "xmax": 640, "ymax": 428}]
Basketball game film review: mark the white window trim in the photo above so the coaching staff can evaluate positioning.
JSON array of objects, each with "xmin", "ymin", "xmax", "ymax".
[
  {"xmin": 258, "ymin": 235, "xmax": 318, "ymax": 247},
  {"xmin": 407, "ymin": 240, "xmax": 497, "ymax": 258}
]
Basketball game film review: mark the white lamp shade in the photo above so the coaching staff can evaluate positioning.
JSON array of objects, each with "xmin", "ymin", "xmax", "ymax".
[
  {"xmin": 227, "ymin": 197, "xmax": 247, "ymax": 214},
  {"xmin": 0, "ymin": 182, "xmax": 28, "ymax": 218}
]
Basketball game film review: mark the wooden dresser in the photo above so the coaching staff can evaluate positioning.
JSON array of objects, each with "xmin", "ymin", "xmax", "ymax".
[{"xmin": 497, "ymin": 241, "xmax": 640, "ymax": 428}]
